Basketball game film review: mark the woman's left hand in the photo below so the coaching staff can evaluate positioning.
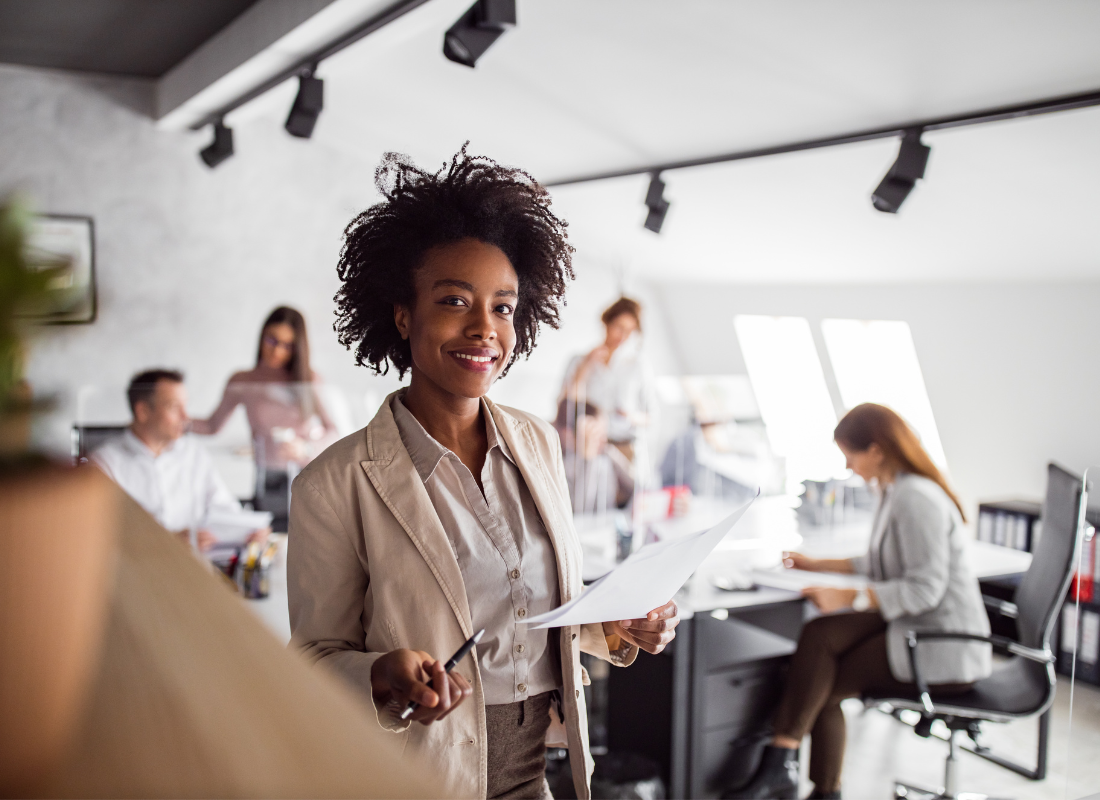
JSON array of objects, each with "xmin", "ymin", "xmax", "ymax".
[
  {"xmin": 801, "ymin": 586, "xmax": 857, "ymax": 613},
  {"xmin": 603, "ymin": 599, "xmax": 680, "ymax": 654}
]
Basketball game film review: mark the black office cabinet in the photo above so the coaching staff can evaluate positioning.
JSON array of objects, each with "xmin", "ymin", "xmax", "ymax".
[
  {"xmin": 606, "ymin": 601, "xmax": 801, "ymax": 799},
  {"xmin": 690, "ymin": 613, "xmax": 797, "ymax": 798}
]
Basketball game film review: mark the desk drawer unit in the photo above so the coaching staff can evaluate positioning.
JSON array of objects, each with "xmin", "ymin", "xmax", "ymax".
[
  {"xmin": 702, "ymin": 664, "xmax": 785, "ymax": 731},
  {"xmin": 693, "ymin": 662, "xmax": 787, "ymax": 798},
  {"xmin": 689, "ymin": 612, "xmax": 798, "ymax": 798}
]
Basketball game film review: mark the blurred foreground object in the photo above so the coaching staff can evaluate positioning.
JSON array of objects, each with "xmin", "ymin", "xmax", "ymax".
[{"xmin": 0, "ymin": 465, "xmax": 442, "ymax": 798}]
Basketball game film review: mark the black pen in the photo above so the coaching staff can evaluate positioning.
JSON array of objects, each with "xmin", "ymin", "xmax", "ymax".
[{"xmin": 399, "ymin": 628, "xmax": 485, "ymax": 721}]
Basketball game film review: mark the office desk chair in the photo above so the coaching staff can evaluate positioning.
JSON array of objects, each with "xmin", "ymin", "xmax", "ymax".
[
  {"xmin": 72, "ymin": 424, "xmax": 128, "ymax": 464},
  {"xmin": 864, "ymin": 462, "xmax": 1082, "ymax": 800}
]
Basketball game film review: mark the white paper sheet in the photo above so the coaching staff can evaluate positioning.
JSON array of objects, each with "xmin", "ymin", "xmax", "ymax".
[
  {"xmin": 528, "ymin": 491, "xmax": 759, "ymax": 629},
  {"xmin": 749, "ymin": 567, "xmax": 867, "ymax": 593},
  {"xmin": 204, "ymin": 508, "xmax": 274, "ymax": 543}
]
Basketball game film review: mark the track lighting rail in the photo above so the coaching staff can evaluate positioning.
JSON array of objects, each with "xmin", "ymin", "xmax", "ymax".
[
  {"xmin": 189, "ymin": 0, "xmax": 432, "ymax": 131},
  {"xmin": 544, "ymin": 87, "xmax": 1100, "ymax": 187}
]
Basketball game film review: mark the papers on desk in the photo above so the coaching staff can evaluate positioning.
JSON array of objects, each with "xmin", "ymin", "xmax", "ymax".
[
  {"xmin": 749, "ymin": 567, "xmax": 866, "ymax": 593},
  {"xmin": 528, "ymin": 491, "xmax": 759, "ymax": 629},
  {"xmin": 205, "ymin": 508, "xmax": 273, "ymax": 544}
]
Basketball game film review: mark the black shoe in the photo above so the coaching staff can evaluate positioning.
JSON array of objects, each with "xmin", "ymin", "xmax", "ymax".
[
  {"xmin": 807, "ymin": 790, "xmax": 841, "ymax": 800},
  {"xmin": 722, "ymin": 745, "xmax": 800, "ymax": 799}
]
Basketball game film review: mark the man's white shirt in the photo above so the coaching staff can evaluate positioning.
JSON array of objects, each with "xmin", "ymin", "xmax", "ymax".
[{"xmin": 93, "ymin": 430, "xmax": 240, "ymax": 531}]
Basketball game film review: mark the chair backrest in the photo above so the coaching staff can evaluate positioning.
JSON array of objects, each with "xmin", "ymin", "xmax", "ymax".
[
  {"xmin": 72, "ymin": 425, "xmax": 128, "ymax": 464},
  {"xmin": 1014, "ymin": 462, "xmax": 1084, "ymax": 651}
]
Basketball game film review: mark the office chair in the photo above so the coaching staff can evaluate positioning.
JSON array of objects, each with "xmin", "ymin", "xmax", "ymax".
[
  {"xmin": 72, "ymin": 424, "xmax": 128, "ymax": 464},
  {"xmin": 864, "ymin": 462, "xmax": 1083, "ymax": 800}
]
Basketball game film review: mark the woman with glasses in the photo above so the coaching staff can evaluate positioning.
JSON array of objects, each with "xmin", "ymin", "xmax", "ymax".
[{"xmin": 192, "ymin": 306, "xmax": 336, "ymax": 529}]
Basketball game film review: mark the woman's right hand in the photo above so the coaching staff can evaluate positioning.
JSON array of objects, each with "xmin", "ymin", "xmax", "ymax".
[
  {"xmin": 370, "ymin": 649, "xmax": 472, "ymax": 725},
  {"xmin": 782, "ymin": 551, "xmax": 818, "ymax": 571}
]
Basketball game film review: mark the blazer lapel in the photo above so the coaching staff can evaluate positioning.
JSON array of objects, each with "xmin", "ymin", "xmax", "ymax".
[
  {"xmin": 488, "ymin": 399, "xmax": 579, "ymax": 605},
  {"xmin": 360, "ymin": 394, "xmax": 474, "ymax": 638}
]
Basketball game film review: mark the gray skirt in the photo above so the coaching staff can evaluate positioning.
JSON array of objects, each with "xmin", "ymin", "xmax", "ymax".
[{"xmin": 485, "ymin": 692, "xmax": 554, "ymax": 800}]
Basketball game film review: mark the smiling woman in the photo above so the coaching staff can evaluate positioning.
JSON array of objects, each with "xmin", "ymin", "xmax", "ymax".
[
  {"xmin": 333, "ymin": 145, "xmax": 574, "ymax": 379},
  {"xmin": 288, "ymin": 146, "xmax": 681, "ymax": 800}
]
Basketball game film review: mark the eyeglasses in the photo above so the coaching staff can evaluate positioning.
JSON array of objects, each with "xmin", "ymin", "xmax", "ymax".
[{"xmin": 263, "ymin": 335, "xmax": 294, "ymax": 352}]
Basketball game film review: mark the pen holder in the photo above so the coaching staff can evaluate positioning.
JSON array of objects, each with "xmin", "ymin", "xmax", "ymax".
[{"xmin": 236, "ymin": 560, "xmax": 270, "ymax": 599}]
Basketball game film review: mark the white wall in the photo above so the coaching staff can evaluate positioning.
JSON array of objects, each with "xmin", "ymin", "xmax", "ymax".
[
  {"xmin": 653, "ymin": 281, "xmax": 1100, "ymax": 514},
  {"xmin": 2, "ymin": 63, "xmax": 386, "ymax": 416},
  {"xmin": 0, "ymin": 64, "xmax": 676, "ymax": 445}
]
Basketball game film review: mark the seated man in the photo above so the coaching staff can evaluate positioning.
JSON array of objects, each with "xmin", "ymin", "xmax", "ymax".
[
  {"xmin": 554, "ymin": 398, "xmax": 634, "ymax": 515},
  {"xmin": 93, "ymin": 369, "xmax": 267, "ymax": 552}
]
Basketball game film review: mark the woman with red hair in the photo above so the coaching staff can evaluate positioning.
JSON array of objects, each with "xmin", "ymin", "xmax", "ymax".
[{"xmin": 732, "ymin": 404, "xmax": 991, "ymax": 800}]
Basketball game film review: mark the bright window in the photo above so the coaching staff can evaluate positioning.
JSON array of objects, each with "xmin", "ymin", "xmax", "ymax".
[
  {"xmin": 734, "ymin": 315, "xmax": 845, "ymax": 493},
  {"xmin": 821, "ymin": 319, "xmax": 947, "ymax": 469}
]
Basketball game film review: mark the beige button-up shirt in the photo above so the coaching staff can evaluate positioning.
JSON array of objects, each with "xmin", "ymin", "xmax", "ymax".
[{"xmin": 392, "ymin": 395, "xmax": 562, "ymax": 705}]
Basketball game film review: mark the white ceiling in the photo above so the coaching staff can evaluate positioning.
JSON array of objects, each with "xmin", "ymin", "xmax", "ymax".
[{"xmin": 227, "ymin": 0, "xmax": 1100, "ymax": 283}]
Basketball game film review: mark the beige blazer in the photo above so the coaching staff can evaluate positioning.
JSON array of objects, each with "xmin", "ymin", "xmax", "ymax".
[{"xmin": 288, "ymin": 392, "xmax": 637, "ymax": 800}]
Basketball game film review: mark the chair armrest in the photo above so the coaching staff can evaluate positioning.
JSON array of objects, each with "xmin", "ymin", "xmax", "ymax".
[
  {"xmin": 982, "ymin": 594, "xmax": 1018, "ymax": 619},
  {"xmin": 905, "ymin": 630, "xmax": 1055, "ymax": 716},
  {"xmin": 911, "ymin": 631, "xmax": 1054, "ymax": 664}
]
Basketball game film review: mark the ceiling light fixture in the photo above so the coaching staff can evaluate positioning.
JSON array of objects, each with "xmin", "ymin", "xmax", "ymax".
[
  {"xmin": 285, "ymin": 67, "xmax": 324, "ymax": 139},
  {"xmin": 443, "ymin": 0, "xmax": 516, "ymax": 68},
  {"xmin": 644, "ymin": 173, "xmax": 670, "ymax": 233},
  {"xmin": 199, "ymin": 120, "xmax": 234, "ymax": 168},
  {"xmin": 871, "ymin": 128, "xmax": 931, "ymax": 214}
]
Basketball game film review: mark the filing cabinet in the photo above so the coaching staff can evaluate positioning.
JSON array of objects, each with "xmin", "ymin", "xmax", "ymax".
[{"xmin": 607, "ymin": 600, "xmax": 802, "ymax": 798}]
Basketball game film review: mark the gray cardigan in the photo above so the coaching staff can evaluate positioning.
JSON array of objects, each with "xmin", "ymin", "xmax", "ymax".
[{"xmin": 850, "ymin": 474, "xmax": 992, "ymax": 684}]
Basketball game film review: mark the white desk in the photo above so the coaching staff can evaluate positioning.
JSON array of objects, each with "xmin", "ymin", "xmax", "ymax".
[
  {"xmin": 242, "ymin": 505, "xmax": 1034, "ymax": 646},
  {"xmin": 602, "ymin": 503, "xmax": 1034, "ymax": 798}
]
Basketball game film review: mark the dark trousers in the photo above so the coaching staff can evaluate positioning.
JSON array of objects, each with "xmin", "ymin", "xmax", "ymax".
[
  {"xmin": 771, "ymin": 612, "xmax": 971, "ymax": 793},
  {"xmin": 485, "ymin": 692, "xmax": 553, "ymax": 799}
]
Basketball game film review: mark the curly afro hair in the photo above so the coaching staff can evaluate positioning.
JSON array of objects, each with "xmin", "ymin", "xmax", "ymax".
[{"xmin": 334, "ymin": 145, "xmax": 575, "ymax": 378}]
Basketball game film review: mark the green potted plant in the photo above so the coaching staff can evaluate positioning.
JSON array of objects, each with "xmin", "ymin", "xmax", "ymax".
[{"xmin": 0, "ymin": 197, "xmax": 65, "ymax": 457}]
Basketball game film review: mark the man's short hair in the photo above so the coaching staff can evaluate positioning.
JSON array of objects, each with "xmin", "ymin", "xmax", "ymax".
[{"xmin": 127, "ymin": 369, "xmax": 184, "ymax": 414}]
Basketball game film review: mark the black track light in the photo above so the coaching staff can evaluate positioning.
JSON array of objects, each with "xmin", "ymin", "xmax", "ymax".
[
  {"xmin": 285, "ymin": 69, "xmax": 324, "ymax": 139},
  {"xmin": 443, "ymin": 0, "xmax": 516, "ymax": 68},
  {"xmin": 199, "ymin": 120, "xmax": 234, "ymax": 168},
  {"xmin": 871, "ymin": 128, "xmax": 931, "ymax": 213},
  {"xmin": 644, "ymin": 173, "xmax": 670, "ymax": 233}
]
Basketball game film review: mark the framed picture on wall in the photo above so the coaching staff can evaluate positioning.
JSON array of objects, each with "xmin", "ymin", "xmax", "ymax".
[{"xmin": 22, "ymin": 214, "xmax": 97, "ymax": 324}]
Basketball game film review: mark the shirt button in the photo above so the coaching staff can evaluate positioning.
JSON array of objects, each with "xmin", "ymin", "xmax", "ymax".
[
  {"xmin": 517, "ymin": 608, "xmax": 527, "ymax": 619},
  {"xmin": 510, "ymin": 568, "xmax": 520, "ymax": 580},
  {"xmin": 576, "ymin": 689, "xmax": 581, "ymax": 698},
  {"xmin": 516, "ymin": 643, "xmax": 525, "ymax": 653},
  {"xmin": 518, "ymin": 683, "xmax": 527, "ymax": 693}
]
